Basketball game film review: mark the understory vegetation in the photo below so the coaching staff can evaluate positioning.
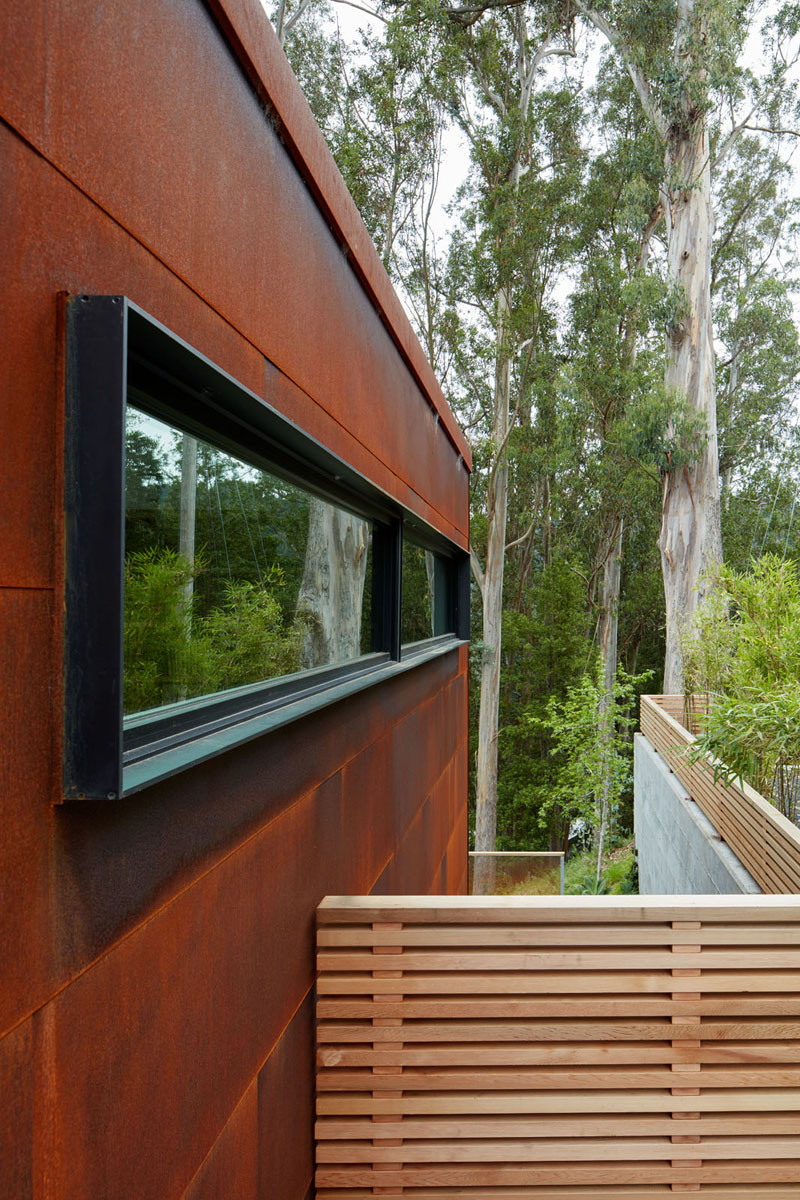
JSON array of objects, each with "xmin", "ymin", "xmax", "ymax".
[
  {"xmin": 683, "ymin": 556, "xmax": 800, "ymax": 819},
  {"xmin": 502, "ymin": 839, "xmax": 638, "ymax": 896},
  {"xmin": 124, "ymin": 550, "xmax": 302, "ymax": 712}
]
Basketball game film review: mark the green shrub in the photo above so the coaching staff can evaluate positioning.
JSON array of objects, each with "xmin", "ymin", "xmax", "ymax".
[
  {"xmin": 682, "ymin": 555, "xmax": 800, "ymax": 817},
  {"xmin": 123, "ymin": 549, "xmax": 215, "ymax": 711},
  {"xmin": 124, "ymin": 549, "xmax": 301, "ymax": 713}
]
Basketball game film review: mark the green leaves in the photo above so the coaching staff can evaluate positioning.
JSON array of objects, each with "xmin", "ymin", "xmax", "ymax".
[
  {"xmin": 525, "ymin": 660, "xmax": 651, "ymax": 835},
  {"xmin": 123, "ymin": 550, "xmax": 301, "ymax": 713},
  {"xmin": 684, "ymin": 555, "xmax": 800, "ymax": 815},
  {"xmin": 617, "ymin": 386, "xmax": 708, "ymax": 473}
]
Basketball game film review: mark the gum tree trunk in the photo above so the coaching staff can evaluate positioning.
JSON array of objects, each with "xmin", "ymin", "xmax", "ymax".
[
  {"xmin": 297, "ymin": 498, "xmax": 370, "ymax": 668},
  {"xmin": 470, "ymin": 23, "xmax": 568, "ymax": 896},
  {"xmin": 659, "ymin": 115, "xmax": 722, "ymax": 693},
  {"xmin": 595, "ymin": 515, "xmax": 623, "ymax": 885},
  {"xmin": 578, "ymin": 0, "xmax": 724, "ymax": 695},
  {"xmin": 473, "ymin": 282, "xmax": 512, "ymax": 897}
]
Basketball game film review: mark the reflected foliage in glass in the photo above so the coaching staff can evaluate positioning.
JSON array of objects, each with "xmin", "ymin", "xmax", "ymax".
[
  {"xmin": 124, "ymin": 407, "xmax": 372, "ymax": 714},
  {"xmin": 401, "ymin": 539, "xmax": 454, "ymax": 644}
]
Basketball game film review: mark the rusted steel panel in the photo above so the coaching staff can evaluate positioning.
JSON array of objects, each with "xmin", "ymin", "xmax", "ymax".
[
  {"xmin": 0, "ymin": 1018, "xmax": 34, "ymax": 1199},
  {"xmin": 0, "ymin": 589, "xmax": 56, "ymax": 1032},
  {"xmin": 35, "ymin": 792, "xmax": 331, "ymax": 1200},
  {"xmin": 182, "ymin": 1080, "xmax": 259, "ymax": 1200},
  {"xmin": 0, "ymin": 123, "xmax": 268, "ymax": 588},
  {"xmin": 204, "ymin": 0, "xmax": 471, "ymax": 470},
  {"xmin": 445, "ymin": 801, "xmax": 470, "ymax": 895},
  {"xmin": 261, "ymin": 361, "xmax": 467, "ymax": 547},
  {"xmin": 0, "ymin": 0, "xmax": 468, "ymax": 538},
  {"xmin": 340, "ymin": 733, "xmax": 397, "ymax": 882},
  {"xmin": 0, "ymin": 124, "xmax": 465, "ymax": 1020},
  {"xmin": 20, "ymin": 736, "xmax": 458, "ymax": 1197},
  {"xmin": 0, "ymin": 2, "xmax": 469, "ymax": 1195},
  {"xmin": 0, "ymin": 0, "xmax": 47, "ymax": 149},
  {"xmin": 50, "ymin": 652, "xmax": 462, "ymax": 989},
  {"xmin": 258, "ymin": 994, "xmax": 315, "ymax": 1200},
  {"xmin": 0, "ymin": 195, "xmax": 57, "ymax": 585}
]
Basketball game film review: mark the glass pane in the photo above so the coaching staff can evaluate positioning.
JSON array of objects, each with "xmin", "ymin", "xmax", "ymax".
[
  {"xmin": 124, "ymin": 405, "xmax": 373, "ymax": 715},
  {"xmin": 401, "ymin": 540, "xmax": 453, "ymax": 644},
  {"xmin": 468, "ymin": 853, "xmax": 564, "ymax": 895}
]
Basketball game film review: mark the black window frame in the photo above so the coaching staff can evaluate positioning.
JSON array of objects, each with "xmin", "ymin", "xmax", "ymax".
[{"xmin": 63, "ymin": 295, "xmax": 469, "ymax": 801}]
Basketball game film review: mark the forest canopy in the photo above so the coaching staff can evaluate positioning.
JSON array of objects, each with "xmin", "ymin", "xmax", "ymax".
[{"xmin": 272, "ymin": 0, "xmax": 800, "ymax": 885}]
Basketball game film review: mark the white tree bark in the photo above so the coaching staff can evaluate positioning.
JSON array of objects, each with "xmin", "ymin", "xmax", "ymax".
[
  {"xmin": 473, "ymin": 283, "xmax": 512, "ymax": 897},
  {"xmin": 424, "ymin": 550, "xmax": 436, "ymax": 636},
  {"xmin": 595, "ymin": 515, "xmax": 623, "ymax": 885},
  {"xmin": 296, "ymin": 498, "xmax": 370, "ymax": 668},
  {"xmin": 471, "ymin": 23, "xmax": 568, "ymax": 896},
  {"xmin": 659, "ymin": 116, "xmax": 722, "ymax": 693},
  {"xmin": 578, "ymin": 0, "xmax": 724, "ymax": 695}
]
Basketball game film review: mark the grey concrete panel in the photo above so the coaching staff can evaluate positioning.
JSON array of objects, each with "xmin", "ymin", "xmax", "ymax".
[{"xmin": 634, "ymin": 734, "xmax": 761, "ymax": 895}]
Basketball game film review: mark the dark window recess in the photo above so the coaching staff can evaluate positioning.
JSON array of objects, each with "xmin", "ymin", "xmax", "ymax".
[{"xmin": 63, "ymin": 296, "xmax": 468, "ymax": 801}]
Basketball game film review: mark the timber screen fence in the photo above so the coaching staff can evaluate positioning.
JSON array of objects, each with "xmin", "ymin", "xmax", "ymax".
[{"xmin": 315, "ymin": 894, "xmax": 800, "ymax": 1197}]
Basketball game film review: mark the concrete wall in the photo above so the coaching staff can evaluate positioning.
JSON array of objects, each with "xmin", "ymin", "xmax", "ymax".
[{"xmin": 634, "ymin": 734, "xmax": 760, "ymax": 895}]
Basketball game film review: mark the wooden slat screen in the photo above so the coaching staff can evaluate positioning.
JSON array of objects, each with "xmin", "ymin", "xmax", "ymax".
[
  {"xmin": 315, "ymin": 894, "xmax": 800, "ymax": 1199},
  {"xmin": 640, "ymin": 695, "xmax": 800, "ymax": 894}
]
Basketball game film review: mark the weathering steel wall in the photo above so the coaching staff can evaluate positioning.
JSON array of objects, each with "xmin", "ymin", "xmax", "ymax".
[{"xmin": 0, "ymin": 1, "xmax": 470, "ymax": 1197}]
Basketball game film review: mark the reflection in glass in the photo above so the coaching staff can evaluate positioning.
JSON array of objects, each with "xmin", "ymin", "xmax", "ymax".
[
  {"xmin": 124, "ymin": 406, "xmax": 372, "ymax": 715},
  {"xmin": 401, "ymin": 540, "xmax": 453, "ymax": 644}
]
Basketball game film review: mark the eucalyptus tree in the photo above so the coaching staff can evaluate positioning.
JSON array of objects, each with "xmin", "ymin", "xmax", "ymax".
[
  {"xmin": 445, "ymin": 0, "xmax": 800, "ymax": 691},
  {"xmin": 572, "ymin": 0, "xmax": 800, "ymax": 690},
  {"xmin": 563, "ymin": 59, "xmax": 668, "ymax": 873},
  {"xmin": 278, "ymin": 2, "xmax": 454, "ymax": 663},
  {"xmin": 437, "ymin": 4, "xmax": 582, "ymax": 888}
]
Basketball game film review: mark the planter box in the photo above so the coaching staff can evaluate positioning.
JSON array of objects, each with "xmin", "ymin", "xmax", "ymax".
[{"xmin": 640, "ymin": 695, "xmax": 800, "ymax": 894}]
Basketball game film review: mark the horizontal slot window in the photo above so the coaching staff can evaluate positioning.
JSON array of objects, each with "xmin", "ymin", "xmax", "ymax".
[{"xmin": 63, "ymin": 296, "xmax": 469, "ymax": 801}]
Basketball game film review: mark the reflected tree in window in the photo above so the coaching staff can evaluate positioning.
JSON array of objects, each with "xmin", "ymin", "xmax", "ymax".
[
  {"xmin": 401, "ymin": 542, "xmax": 436, "ymax": 643},
  {"xmin": 123, "ymin": 406, "xmax": 373, "ymax": 714},
  {"xmin": 296, "ymin": 498, "xmax": 371, "ymax": 668}
]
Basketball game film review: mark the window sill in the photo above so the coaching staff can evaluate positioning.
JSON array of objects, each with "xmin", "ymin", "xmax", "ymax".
[{"xmin": 122, "ymin": 636, "xmax": 465, "ymax": 796}]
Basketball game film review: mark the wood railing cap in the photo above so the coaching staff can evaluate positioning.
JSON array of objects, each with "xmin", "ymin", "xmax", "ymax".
[{"xmin": 317, "ymin": 894, "xmax": 800, "ymax": 922}]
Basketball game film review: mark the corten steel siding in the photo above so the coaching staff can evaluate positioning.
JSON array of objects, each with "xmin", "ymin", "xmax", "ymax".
[{"xmin": 0, "ymin": 0, "xmax": 470, "ymax": 1196}]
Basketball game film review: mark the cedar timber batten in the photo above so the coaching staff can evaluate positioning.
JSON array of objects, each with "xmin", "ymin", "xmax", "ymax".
[
  {"xmin": 371, "ymin": 921, "xmax": 404, "ymax": 1196},
  {"xmin": 671, "ymin": 920, "xmax": 702, "ymax": 1193},
  {"xmin": 316, "ymin": 896, "xmax": 800, "ymax": 1196}
]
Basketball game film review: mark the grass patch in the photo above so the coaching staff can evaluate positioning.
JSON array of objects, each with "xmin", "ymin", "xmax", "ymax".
[
  {"xmin": 564, "ymin": 838, "xmax": 637, "ymax": 895},
  {"xmin": 483, "ymin": 838, "xmax": 638, "ymax": 896}
]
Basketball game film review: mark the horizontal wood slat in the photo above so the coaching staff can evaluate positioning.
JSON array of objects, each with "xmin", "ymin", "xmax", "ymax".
[
  {"xmin": 316, "ymin": 1190, "xmax": 800, "ymax": 1199},
  {"xmin": 315, "ymin": 896, "xmax": 800, "ymax": 1198},
  {"xmin": 317, "ymin": 1192, "xmax": 800, "ymax": 1200},
  {"xmin": 640, "ymin": 695, "xmax": 800, "ymax": 894}
]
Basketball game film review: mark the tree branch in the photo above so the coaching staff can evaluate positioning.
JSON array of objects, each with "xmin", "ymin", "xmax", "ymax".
[
  {"xmin": 470, "ymin": 545, "xmax": 486, "ymax": 599},
  {"xmin": 283, "ymin": 0, "xmax": 317, "ymax": 37},
  {"xmin": 571, "ymin": 1, "xmax": 668, "ymax": 142},
  {"xmin": 329, "ymin": 0, "xmax": 390, "ymax": 23},
  {"xmin": 506, "ymin": 516, "xmax": 536, "ymax": 551}
]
